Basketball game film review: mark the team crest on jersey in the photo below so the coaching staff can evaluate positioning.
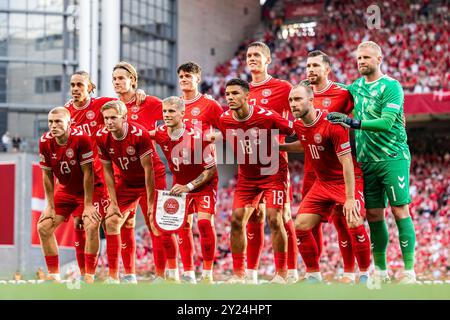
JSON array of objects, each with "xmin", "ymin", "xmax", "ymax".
[
  {"xmin": 70, "ymin": 160, "xmax": 77, "ymax": 166},
  {"xmin": 261, "ymin": 99, "xmax": 268, "ymax": 104},
  {"xmin": 322, "ymin": 98, "xmax": 331, "ymax": 108},
  {"xmin": 314, "ymin": 133, "xmax": 322, "ymax": 144},
  {"xmin": 191, "ymin": 107, "xmax": 200, "ymax": 116},
  {"xmin": 90, "ymin": 121, "xmax": 97, "ymax": 127},
  {"xmin": 131, "ymin": 106, "xmax": 140, "ymax": 113},
  {"xmin": 131, "ymin": 114, "xmax": 138, "ymax": 120},
  {"xmin": 126, "ymin": 146, "xmax": 136, "ymax": 156},
  {"xmin": 262, "ymin": 89, "xmax": 272, "ymax": 97},
  {"xmin": 86, "ymin": 111, "xmax": 96, "ymax": 120},
  {"xmin": 66, "ymin": 148, "xmax": 74, "ymax": 158}
]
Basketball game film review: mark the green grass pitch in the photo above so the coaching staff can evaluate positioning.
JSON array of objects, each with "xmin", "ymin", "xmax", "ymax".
[{"xmin": 0, "ymin": 283, "xmax": 449, "ymax": 300}]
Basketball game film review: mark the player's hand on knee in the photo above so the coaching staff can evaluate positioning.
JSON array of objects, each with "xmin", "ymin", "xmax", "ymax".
[
  {"xmin": 343, "ymin": 198, "xmax": 360, "ymax": 224},
  {"xmin": 82, "ymin": 204, "xmax": 102, "ymax": 223},
  {"xmin": 105, "ymin": 203, "xmax": 123, "ymax": 220},
  {"xmin": 39, "ymin": 207, "xmax": 56, "ymax": 224}
]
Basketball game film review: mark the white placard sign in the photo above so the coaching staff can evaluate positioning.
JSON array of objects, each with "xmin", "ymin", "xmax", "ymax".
[{"xmin": 153, "ymin": 190, "xmax": 187, "ymax": 232}]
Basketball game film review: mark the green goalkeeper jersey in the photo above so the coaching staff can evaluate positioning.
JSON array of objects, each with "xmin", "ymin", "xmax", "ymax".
[{"xmin": 347, "ymin": 75, "xmax": 410, "ymax": 163}]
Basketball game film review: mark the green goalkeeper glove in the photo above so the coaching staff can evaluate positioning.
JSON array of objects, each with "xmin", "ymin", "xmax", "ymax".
[{"xmin": 326, "ymin": 112, "xmax": 361, "ymax": 129}]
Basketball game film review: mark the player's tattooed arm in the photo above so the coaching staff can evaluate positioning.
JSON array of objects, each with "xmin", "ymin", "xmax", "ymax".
[
  {"xmin": 40, "ymin": 169, "xmax": 56, "ymax": 223},
  {"xmin": 81, "ymin": 162, "xmax": 101, "ymax": 223},
  {"xmin": 279, "ymin": 140, "xmax": 304, "ymax": 153},
  {"xmin": 170, "ymin": 166, "xmax": 217, "ymax": 195}
]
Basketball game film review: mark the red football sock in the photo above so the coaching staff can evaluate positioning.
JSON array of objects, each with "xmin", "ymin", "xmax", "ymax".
[
  {"xmin": 284, "ymin": 220, "xmax": 298, "ymax": 269},
  {"xmin": 44, "ymin": 255, "xmax": 59, "ymax": 274},
  {"xmin": 162, "ymin": 233, "xmax": 178, "ymax": 269},
  {"xmin": 332, "ymin": 214, "xmax": 355, "ymax": 272},
  {"xmin": 296, "ymin": 229, "xmax": 320, "ymax": 272},
  {"xmin": 348, "ymin": 225, "xmax": 371, "ymax": 272},
  {"xmin": 311, "ymin": 222, "xmax": 323, "ymax": 257},
  {"xmin": 198, "ymin": 219, "xmax": 216, "ymax": 270},
  {"xmin": 105, "ymin": 234, "xmax": 120, "ymax": 279},
  {"xmin": 84, "ymin": 252, "xmax": 98, "ymax": 275},
  {"xmin": 246, "ymin": 222, "xmax": 264, "ymax": 270},
  {"xmin": 274, "ymin": 251, "xmax": 287, "ymax": 275},
  {"xmin": 120, "ymin": 227, "xmax": 136, "ymax": 274},
  {"xmin": 74, "ymin": 228, "xmax": 86, "ymax": 275},
  {"xmin": 178, "ymin": 228, "xmax": 194, "ymax": 272},
  {"xmin": 232, "ymin": 253, "xmax": 245, "ymax": 277},
  {"xmin": 150, "ymin": 233, "xmax": 166, "ymax": 277}
]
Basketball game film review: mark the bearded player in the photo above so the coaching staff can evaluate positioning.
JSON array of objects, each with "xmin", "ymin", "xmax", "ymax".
[{"xmin": 281, "ymin": 84, "xmax": 371, "ymax": 283}]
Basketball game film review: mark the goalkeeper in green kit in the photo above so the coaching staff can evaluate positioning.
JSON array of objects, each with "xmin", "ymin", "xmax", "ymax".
[{"xmin": 327, "ymin": 41, "xmax": 416, "ymax": 284}]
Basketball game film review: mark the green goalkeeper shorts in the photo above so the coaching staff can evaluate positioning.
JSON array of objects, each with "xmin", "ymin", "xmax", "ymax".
[{"xmin": 361, "ymin": 159, "xmax": 411, "ymax": 209}]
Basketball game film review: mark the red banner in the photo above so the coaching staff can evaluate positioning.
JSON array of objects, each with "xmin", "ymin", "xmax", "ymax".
[
  {"xmin": 0, "ymin": 163, "xmax": 15, "ymax": 245},
  {"xmin": 285, "ymin": 3, "xmax": 324, "ymax": 19},
  {"xmin": 31, "ymin": 163, "xmax": 75, "ymax": 247},
  {"xmin": 404, "ymin": 92, "xmax": 450, "ymax": 115}
]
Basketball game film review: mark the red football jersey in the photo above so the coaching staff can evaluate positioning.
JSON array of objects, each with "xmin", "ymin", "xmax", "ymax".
[
  {"xmin": 96, "ymin": 122, "xmax": 154, "ymax": 187},
  {"xmin": 219, "ymin": 105, "xmax": 294, "ymax": 182},
  {"xmin": 304, "ymin": 81, "xmax": 354, "ymax": 175},
  {"xmin": 124, "ymin": 95, "xmax": 166, "ymax": 177},
  {"xmin": 294, "ymin": 110, "xmax": 362, "ymax": 182},
  {"xmin": 249, "ymin": 76, "xmax": 292, "ymax": 120},
  {"xmin": 65, "ymin": 96, "xmax": 115, "ymax": 184},
  {"xmin": 313, "ymin": 81, "xmax": 354, "ymax": 114},
  {"xmin": 154, "ymin": 123, "xmax": 218, "ymax": 193},
  {"xmin": 39, "ymin": 128, "xmax": 94, "ymax": 195},
  {"xmin": 182, "ymin": 93, "xmax": 224, "ymax": 134}
]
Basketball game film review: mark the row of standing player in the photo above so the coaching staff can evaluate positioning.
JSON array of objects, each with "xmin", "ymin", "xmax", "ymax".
[{"xmin": 37, "ymin": 41, "xmax": 409, "ymax": 284}]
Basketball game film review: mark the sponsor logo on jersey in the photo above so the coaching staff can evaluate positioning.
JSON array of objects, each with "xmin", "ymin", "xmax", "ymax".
[
  {"xmin": 131, "ymin": 106, "xmax": 140, "ymax": 113},
  {"xmin": 70, "ymin": 160, "xmax": 77, "ymax": 166},
  {"xmin": 191, "ymin": 107, "xmax": 200, "ymax": 116},
  {"xmin": 86, "ymin": 110, "xmax": 96, "ymax": 120},
  {"xmin": 109, "ymin": 148, "xmax": 115, "ymax": 154},
  {"xmin": 66, "ymin": 148, "xmax": 74, "ymax": 158},
  {"xmin": 314, "ymin": 133, "xmax": 322, "ymax": 144},
  {"xmin": 163, "ymin": 146, "xmax": 169, "ymax": 151},
  {"xmin": 126, "ymin": 146, "xmax": 136, "ymax": 156},
  {"xmin": 262, "ymin": 89, "xmax": 272, "ymax": 97},
  {"xmin": 52, "ymin": 153, "xmax": 57, "ymax": 159},
  {"xmin": 322, "ymin": 98, "xmax": 331, "ymax": 107},
  {"xmin": 163, "ymin": 198, "xmax": 179, "ymax": 215}
]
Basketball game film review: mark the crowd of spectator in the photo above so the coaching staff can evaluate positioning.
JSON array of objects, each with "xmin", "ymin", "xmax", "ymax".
[
  {"xmin": 1, "ymin": 131, "xmax": 25, "ymax": 152},
  {"xmin": 201, "ymin": 0, "xmax": 449, "ymax": 106}
]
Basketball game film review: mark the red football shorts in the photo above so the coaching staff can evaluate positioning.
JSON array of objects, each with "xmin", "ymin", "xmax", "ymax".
[
  {"xmin": 233, "ymin": 178, "xmax": 286, "ymax": 210},
  {"xmin": 55, "ymin": 184, "xmax": 110, "ymax": 221},
  {"xmin": 298, "ymin": 178, "xmax": 366, "ymax": 219},
  {"xmin": 187, "ymin": 190, "xmax": 217, "ymax": 215}
]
